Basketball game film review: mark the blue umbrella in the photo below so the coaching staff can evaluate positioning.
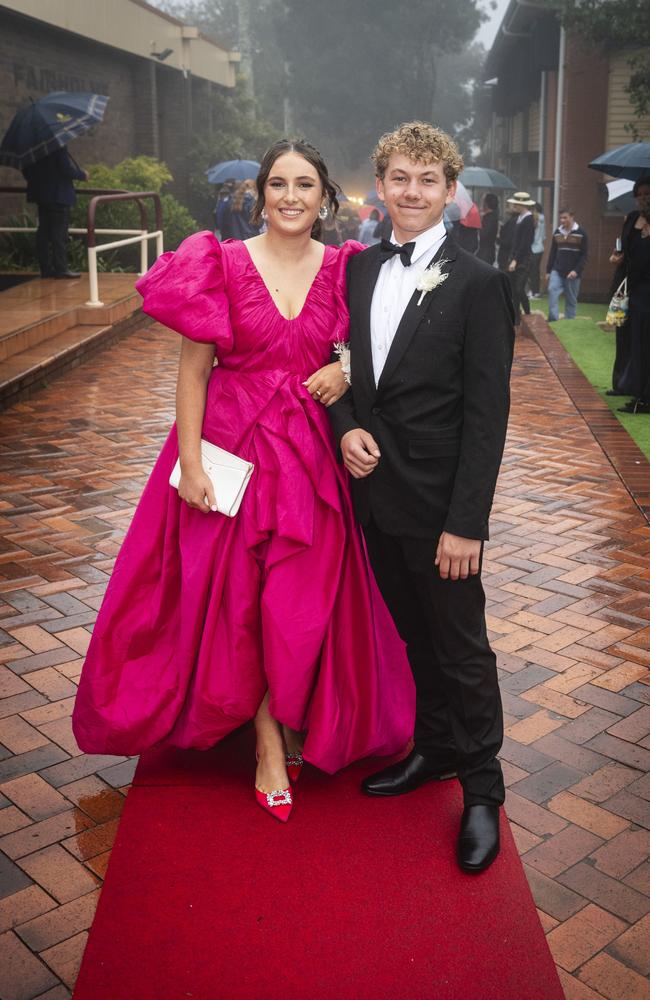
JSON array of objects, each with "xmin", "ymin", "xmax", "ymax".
[
  {"xmin": 206, "ymin": 159, "xmax": 260, "ymax": 184},
  {"xmin": 0, "ymin": 92, "xmax": 108, "ymax": 169},
  {"xmin": 459, "ymin": 166, "xmax": 515, "ymax": 189},
  {"xmin": 588, "ymin": 143, "xmax": 650, "ymax": 181}
]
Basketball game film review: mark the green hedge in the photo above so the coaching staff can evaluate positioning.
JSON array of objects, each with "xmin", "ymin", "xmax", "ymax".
[{"xmin": 0, "ymin": 156, "xmax": 199, "ymax": 273}]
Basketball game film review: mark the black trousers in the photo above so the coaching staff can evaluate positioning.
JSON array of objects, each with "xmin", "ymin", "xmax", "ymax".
[
  {"xmin": 509, "ymin": 264, "xmax": 530, "ymax": 324},
  {"xmin": 363, "ymin": 522, "xmax": 505, "ymax": 807},
  {"xmin": 529, "ymin": 252, "xmax": 543, "ymax": 295},
  {"xmin": 36, "ymin": 203, "xmax": 70, "ymax": 276}
]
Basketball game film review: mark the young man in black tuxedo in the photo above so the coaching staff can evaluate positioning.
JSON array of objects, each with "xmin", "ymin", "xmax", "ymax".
[{"xmin": 329, "ymin": 122, "xmax": 515, "ymax": 873}]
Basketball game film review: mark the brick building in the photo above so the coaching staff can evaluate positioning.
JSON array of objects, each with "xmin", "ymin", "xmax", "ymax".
[
  {"xmin": 0, "ymin": 0, "xmax": 239, "ymax": 212},
  {"xmin": 483, "ymin": 0, "xmax": 650, "ymax": 299}
]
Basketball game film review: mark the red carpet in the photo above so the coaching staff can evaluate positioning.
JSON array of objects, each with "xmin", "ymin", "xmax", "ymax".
[{"xmin": 74, "ymin": 727, "xmax": 563, "ymax": 1000}]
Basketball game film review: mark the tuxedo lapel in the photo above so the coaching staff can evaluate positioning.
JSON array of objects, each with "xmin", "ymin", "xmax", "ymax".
[
  {"xmin": 377, "ymin": 236, "xmax": 458, "ymax": 393},
  {"xmin": 353, "ymin": 246, "xmax": 383, "ymax": 394}
]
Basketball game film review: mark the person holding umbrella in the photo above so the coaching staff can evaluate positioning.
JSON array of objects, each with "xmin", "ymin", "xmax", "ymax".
[
  {"xmin": 0, "ymin": 91, "xmax": 107, "ymax": 278},
  {"xmin": 22, "ymin": 146, "xmax": 88, "ymax": 278},
  {"xmin": 608, "ymin": 176, "xmax": 650, "ymax": 413}
]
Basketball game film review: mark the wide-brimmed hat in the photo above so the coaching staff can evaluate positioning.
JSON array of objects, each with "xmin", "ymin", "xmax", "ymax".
[{"xmin": 506, "ymin": 191, "xmax": 535, "ymax": 207}]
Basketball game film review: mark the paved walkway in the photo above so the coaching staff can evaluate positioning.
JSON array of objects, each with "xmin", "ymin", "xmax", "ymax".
[{"xmin": 0, "ymin": 322, "xmax": 649, "ymax": 1000}]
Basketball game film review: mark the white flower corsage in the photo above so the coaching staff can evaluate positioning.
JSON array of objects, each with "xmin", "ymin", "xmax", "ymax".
[
  {"xmin": 333, "ymin": 341, "xmax": 352, "ymax": 385},
  {"xmin": 416, "ymin": 259, "xmax": 450, "ymax": 306}
]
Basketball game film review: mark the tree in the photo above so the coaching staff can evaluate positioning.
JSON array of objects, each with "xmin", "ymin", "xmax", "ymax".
[
  {"xmin": 276, "ymin": 0, "xmax": 487, "ymax": 171},
  {"xmin": 154, "ymin": 0, "xmax": 489, "ymax": 178},
  {"xmin": 548, "ymin": 1, "xmax": 650, "ymax": 136}
]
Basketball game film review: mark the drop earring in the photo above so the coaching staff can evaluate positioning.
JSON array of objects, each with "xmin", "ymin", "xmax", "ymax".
[{"xmin": 319, "ymin": 205, "xmax": 328, "ymax": 220}]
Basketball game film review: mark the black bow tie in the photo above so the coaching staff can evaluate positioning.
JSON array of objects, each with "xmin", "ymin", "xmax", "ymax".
[{"xmin": 379, "ymin": 238, "xmax": 416, "ymax": 267}]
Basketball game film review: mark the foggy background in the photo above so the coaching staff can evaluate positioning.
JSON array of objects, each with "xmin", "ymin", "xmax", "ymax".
[{"xmin": 151, "ymin": 0, "xmax": 510, "ymax": 196}]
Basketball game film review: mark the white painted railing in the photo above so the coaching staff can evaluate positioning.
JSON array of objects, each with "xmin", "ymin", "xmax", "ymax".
[{"xmin": 0, "ymin": 188, "xmax": 165, "ymax": 308}]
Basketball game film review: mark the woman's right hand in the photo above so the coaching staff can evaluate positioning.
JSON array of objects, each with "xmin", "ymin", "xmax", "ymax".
[
  {"xmin": 609, "ymin": 251, "xmax": 624, "ymax": 264},
  {"xmin": 178, "ymin": 467, "xmax": 217, "ymax": 512}
]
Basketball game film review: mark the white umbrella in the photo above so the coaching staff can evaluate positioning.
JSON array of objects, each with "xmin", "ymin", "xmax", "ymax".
[{"xmin": 606, "ymin": 178, "xmax": 636, "ymax": 214}]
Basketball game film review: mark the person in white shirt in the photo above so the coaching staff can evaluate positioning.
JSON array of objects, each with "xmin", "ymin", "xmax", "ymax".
[{"xmin": 329, "ymin": 121, "xmax": 515, "ymax": 873}]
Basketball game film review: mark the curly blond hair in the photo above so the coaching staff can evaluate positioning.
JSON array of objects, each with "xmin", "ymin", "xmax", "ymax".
[{"xmin": 372, "ymin": 121, "xmax": 464, "ymax": 185}]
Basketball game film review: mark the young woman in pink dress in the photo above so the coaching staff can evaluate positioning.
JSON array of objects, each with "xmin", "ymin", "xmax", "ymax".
[{"xmin": 72, "ymin": 140, "xmax": 414, "ymax": 821}]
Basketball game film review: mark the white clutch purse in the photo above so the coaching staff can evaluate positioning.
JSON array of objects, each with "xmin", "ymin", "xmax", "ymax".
[{"xmin": 169, "ymin": 438, "xmax": 254, "ymax": 517}]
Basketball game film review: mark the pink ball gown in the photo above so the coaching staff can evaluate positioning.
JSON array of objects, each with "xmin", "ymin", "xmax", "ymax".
[{"xmin": 72, "ymin": 232, "xmax": 414, "ymax": 773}]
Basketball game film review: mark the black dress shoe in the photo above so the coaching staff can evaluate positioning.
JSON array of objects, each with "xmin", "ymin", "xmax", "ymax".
[
  {"xmin": 362, "ymin": 750, "xmax": 457, "ymax": 797},
  {"xmin": 605, "ymin": 389, "xmax": 625, "ymax": 396},
  {"xmin": 53, "ymin": 271, "xmax": 81, "ymax": 279},
  {"xmin": 457, "ymin": 804, "xmax": 500, "ymax": 873}
]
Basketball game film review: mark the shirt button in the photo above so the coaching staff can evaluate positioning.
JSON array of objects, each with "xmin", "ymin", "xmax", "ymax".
[{"xmin": 371, "ymin": 406, "xmax": 382, "ymax": 415}]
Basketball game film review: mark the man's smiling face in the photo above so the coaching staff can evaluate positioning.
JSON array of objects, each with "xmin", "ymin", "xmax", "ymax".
[{"xmin": 377, "ymin": 153, "xmax": 456, "ymax": 243}]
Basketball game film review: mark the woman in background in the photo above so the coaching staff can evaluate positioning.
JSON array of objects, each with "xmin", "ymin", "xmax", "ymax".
[
  {"xmin": 230, "ymin": 178, "xmax": 260, "ymax": 240},
  {"xmin": 477, "ymin": 192, "xmax": 498, "ymax": 265},
  {"xmin": 529, "ymin": 202, "xmax": 546, "ymax": 298},
  {"xmin": 358, "ymin": 208, "xmax": 381, "ymax": 246},
  {"xmin": 609, "ymin": 176, "xmax": 650, "ymax": 413}
]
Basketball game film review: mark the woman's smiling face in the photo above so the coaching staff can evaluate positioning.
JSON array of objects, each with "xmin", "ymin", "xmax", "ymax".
[{"xmin": 263, "ymin": 152, "xmax": 325, "ymax": 236}]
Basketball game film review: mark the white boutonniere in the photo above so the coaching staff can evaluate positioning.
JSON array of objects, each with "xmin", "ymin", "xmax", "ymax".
[{"xmin": 416, "ymin": 259, "xmax": 450, "ymax": 306}]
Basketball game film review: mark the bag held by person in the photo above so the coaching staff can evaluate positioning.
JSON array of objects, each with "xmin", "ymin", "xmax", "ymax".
[
  {"xmin": 606, "ymin": 278, "xmax": 629, "ymax": 327},
  {"xmin": 169, "ymin": 439, "xmax": 254, "ymax": 517}
]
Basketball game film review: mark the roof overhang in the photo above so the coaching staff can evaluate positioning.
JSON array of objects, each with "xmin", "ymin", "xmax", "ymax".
[{"xmin": 2, "ymin": 0, "xmax": 240, "ymax": 88}]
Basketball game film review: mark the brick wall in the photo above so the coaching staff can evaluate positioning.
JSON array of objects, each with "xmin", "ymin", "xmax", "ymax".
[
  {"xmin": 0, "ymin": 9, "xmax": 137, "ymax": 196},
  {"xmin": 0, "ymin": 8, "xmax": 219, "ymax": 222},
  {"xmin": 557, "ymin": 36, "xmax": 622, "ymax": 300}
]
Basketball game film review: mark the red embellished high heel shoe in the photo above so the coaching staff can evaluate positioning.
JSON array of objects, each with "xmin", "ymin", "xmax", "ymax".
[
  {"xmin": 285, "ymin": 752, "xmax": 304, "ymax": 783},
  {"xmin": 255, "ymin": 786, "xmax": 293, "ymax": 823},
  {"xmin": 255, "ymin": 750, "xmax": 293, "ymax": 822}
]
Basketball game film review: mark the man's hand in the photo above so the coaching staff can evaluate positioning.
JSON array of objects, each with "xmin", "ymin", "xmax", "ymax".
[
  {"xmin": 508, "ymin": 259, "xmax": 517, "ymax": 272},
  {"xmin": 435, "ymin": 532, "xmax": 481, "ymax": 581},
  {"xmin": 567, "ymin": 270, "xmax": 578, "ymax": 280},
  {"xmin": 340, "ymin": 428, "xmax": 380, "ymax": 479},
  {"xmin": 544, "ymin": 273, "xmax": 550, "ymax": 285}
]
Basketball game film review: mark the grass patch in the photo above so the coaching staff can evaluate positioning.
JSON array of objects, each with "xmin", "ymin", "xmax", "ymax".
[{"xmin": 533, "ymin": 297, "xmax": 650, "ymax": 460}]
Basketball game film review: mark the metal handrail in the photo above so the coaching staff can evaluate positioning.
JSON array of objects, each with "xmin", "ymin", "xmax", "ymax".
[
  {"xmin": 84, "ymin": 191, "xmax": 163, "ymax": 306},
  {"xmin": 86, "ymin": 191, "xmax": 162, "ymax": 246},
  {"xmin": 0, "ymin": 186, "xmax": 164, "ymax": 307},
  {"xmin": 0, "ymin": 186, "xmax": 128, "ymax": 196}
]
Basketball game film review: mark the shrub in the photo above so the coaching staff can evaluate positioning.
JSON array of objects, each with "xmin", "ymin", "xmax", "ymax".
[{"xmin": 0, "ymin": 156, "xmax": 199, "ymax": 273}]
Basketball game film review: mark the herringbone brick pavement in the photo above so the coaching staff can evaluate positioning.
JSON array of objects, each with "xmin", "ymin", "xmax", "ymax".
[{"xmin": 0, "ymin": 323, "xmax": 648, "ymax": 1000}]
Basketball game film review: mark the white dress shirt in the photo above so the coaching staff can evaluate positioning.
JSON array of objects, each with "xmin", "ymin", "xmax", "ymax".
[{"xmin": 370, "ymin": 219, "xmax": 448, "ymax": 386}]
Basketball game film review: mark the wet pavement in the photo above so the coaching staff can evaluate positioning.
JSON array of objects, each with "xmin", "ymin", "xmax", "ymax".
[{"xmin": 0, "ymin": 320, "xmax": 649, "ymax": 999}]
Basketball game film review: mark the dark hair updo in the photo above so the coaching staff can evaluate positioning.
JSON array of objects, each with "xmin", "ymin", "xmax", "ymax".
[
  {"xmin": 633, "ymin": 175, "xmax": 650, "ymax": 198},
  {"xmin": 251, "ymin": 138, "xmax": 341, "ymax": 239}
]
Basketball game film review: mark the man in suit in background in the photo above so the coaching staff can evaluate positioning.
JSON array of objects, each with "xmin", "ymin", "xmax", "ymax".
[
  {"xmin": 506, "ymin": 191, "xmax": 535, "ymax": 326},
  {"xmin": 329, "ymin": 121, "xmax": 515, "ymax": 873},
  {"xmin": 22, "ymin": 146, "xmax": 87, "ymax": 279}
]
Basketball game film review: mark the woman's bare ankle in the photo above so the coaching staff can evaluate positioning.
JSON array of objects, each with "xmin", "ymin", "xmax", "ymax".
[{"xmin": 282, "ymin": 725, "xmax": 304, "ymax": 756}]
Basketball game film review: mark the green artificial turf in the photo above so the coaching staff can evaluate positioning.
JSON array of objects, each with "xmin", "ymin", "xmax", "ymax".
[{"xmin": 535, "ymin": 297, "xmax": 650, "ymax": 461}]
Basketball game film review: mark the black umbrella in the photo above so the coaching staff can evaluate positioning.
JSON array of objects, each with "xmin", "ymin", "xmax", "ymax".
[
  {"xmin": 0, "ymin": 91, "xmax": 109, "ymax": 170},
  {"xmin": 588, "ymin": 142, "xmax": 650, "ymax": 181}
]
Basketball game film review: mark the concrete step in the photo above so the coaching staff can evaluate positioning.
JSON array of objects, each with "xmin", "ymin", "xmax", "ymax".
[
  {"xmin": 0, "ymin": 309, "xmax": 149, "ymax": 409},
  {"xmin": 0, "ymin": 291, "xmax": 141, "ymax": 363}
]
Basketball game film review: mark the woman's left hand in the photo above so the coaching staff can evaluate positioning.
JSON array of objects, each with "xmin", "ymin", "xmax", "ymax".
[{"xmin": 303, "ymin": 362, "xmax": 348, "ymax": 407}]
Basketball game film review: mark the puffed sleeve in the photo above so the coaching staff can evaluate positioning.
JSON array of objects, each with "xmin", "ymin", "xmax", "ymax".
[
  {"xmin": 330, "ymin": 239, "xmax": 365, "ymax": 344},
  {"xmin": 135, "ymin": 231, "xmax": 233, "ymax": 353}
]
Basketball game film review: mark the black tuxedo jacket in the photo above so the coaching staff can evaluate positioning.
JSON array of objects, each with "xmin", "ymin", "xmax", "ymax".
[
  {"xmin": 329, "ymin": 236, "xmax": 515, "ymax": 540},
  {"xmin": 510, "ymin": 214, "xmax": 535, "ymax": 268}
]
